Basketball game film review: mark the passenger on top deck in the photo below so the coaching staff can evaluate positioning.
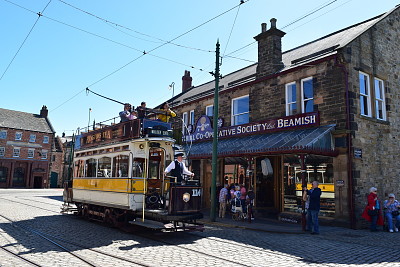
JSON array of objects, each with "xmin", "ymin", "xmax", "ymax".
[
  {"xmin": 157, "ymin": 102, "xmax": 176, "ymax": 123},
  {"xmin": 136, "ymin": 101, "xmax": 147, "ymax": 119},
  {"xmin": 119, "ymin": 103, "xmax": 132, "ymax": 122},
  {"xmin": 128, "ymin": 111, "xmax": 138, "ymax": 120}
]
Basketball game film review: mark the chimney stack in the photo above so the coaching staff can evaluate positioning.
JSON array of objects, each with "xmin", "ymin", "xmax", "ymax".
[
  {"xmin": 40, "ymin": 105, "xmax": 48, "ymax": 118},
  {"xmin": 253, "ymin": 18, "xmax": 286, "ymax": 79},
  {"xmin": 182, "ymin": 70, "xmax": 192, "ymax": 92}
]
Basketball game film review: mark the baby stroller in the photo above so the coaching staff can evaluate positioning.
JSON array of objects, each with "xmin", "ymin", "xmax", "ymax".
[{"xmin": 231, "ymin": 198, "xmax": 245, "ymax": 221}]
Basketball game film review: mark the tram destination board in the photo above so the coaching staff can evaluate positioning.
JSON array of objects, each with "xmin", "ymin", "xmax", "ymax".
[{"xmin": 81, "ymin": 120, "xmax": 140, "ymax": 148}]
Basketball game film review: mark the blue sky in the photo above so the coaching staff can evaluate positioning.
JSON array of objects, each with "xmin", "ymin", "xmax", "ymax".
[{"xmin": 1, "ymin": 0, "xmax": 398, "ymax": 135}]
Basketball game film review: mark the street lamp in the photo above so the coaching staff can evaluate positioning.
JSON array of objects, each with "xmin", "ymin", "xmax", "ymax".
[{"xmin": 169, "ymin": 82, "xmax": 175, "ymax": 97}]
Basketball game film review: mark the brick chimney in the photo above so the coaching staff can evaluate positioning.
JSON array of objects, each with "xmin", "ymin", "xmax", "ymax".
[
  {"xmin": 182, "ymin": 70, "xmax": 192, "ymax": 92},
  {"xmin": 40, "ymin": 105, "xmax": 48, "ymax": 118},
  {"xmin": 253, "ymin": 18, "xmax": 286, "ymax": 79}
]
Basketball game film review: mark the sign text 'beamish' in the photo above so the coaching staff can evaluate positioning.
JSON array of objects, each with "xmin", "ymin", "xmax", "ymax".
[{"xmin": 183, "ymin": 112, "xmax": 319, "ymax": 142}]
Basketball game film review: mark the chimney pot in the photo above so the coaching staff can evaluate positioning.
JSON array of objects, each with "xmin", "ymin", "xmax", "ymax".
[
  {"xmin": 182, "ymin": 70, "xmax": 192, "ymax": 92},
  {"xmin": 270, "ymin": 18, "xmax": 277, "ymax": 29},
  {"xmin": 40, "ymin": 105, "xmax": 48, "ymax": 118},
  {"xmin": 261, "ymin": 23, "xmax": 267, "ymax": 32}
]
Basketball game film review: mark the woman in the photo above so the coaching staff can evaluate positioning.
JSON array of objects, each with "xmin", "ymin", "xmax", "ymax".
[
  {"xmin": 383, "ymin": 193, "xmax": 400, "ymax": 233},
  {"xmin": 362, "ymin": 187, "xmax": 384, "ymax": 231}
]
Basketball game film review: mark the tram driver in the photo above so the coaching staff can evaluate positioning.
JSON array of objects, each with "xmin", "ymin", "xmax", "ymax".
[{"xmin": 164, "ymin": 152, "xmax": 194, "ymax": 184}]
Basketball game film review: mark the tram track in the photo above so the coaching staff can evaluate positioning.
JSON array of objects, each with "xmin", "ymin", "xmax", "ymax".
[{"xmin": 0, "ymin": 245, "xmax": 41, "ymax": 266}]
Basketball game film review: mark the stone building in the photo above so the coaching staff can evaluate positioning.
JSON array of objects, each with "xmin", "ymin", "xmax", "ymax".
[
  {"xmin": 0, "ymin": 106, "xmax": 62, "ymax": 188},
  {"xmin": 165, "ymin": 5, "xmax": 400, "ymax": 228}
]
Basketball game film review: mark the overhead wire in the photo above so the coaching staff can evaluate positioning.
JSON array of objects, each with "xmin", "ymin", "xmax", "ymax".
[
  {"xmin": 222, "ymin": 0, "xmax": 243, "ymax": 57},
  {"xmin": 0, "ymin": 0, "xmax": 52, "ymax": 81}
]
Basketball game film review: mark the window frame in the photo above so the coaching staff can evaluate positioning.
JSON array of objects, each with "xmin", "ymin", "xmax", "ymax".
[
  {"xmin": 301, "ymin": 77, "xmax": 314, "ymax": 113},
  {"xmin": 0, "ymin": 130, "xmax": 7, "ymax": 139},
  {"xmin": 13, "ymin": 147, "xmax": 20, "ymax": 157},
  {"xmin": 28, "ymin": 148, "xmax": 35, "ymax": 158},
  {"xmin": 15, "ymin": 132, "xmax": 22, "ymax": 141},
  {"xmin": 189, "ymin": 110, "xmax": 195, "ymax": 126},
  {"xmin": 285, "ymin": 82, "xmax": 297, "ymax": 116},
  {"xmin": 359, "ymin": 72, "xmax": 372, "ymax": 117},
  {"xmin": 41, "ymin": 150, "xmax": 48, "ymax": 159},
  {"xmin": 0, "ymin": 147, "xmax": 5, "ymax": 157},
  {"xmin": 182, "ymin": 112, "xmax": 188, "ymax": 133},
  {"xmin": 206, "ymin": 105, "xmax": 213, "ymax": 117},
  {"xmin": 29, "ymin": 134, "xmax": 36, "ymax": 143},
  {"xmin": 374, "ymin": 77, "xmax": 386, "ymax": 121},
  {"xmin": 231, "ymin": 95, "xmax": 250, "ymax": 126},
  {"xmin": 43, "ymin": 136, "xmax": 49, "ymax": 144}
]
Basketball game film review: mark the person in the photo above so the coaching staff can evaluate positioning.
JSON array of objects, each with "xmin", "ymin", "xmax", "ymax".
[
  {"xmin": 164, "ymin": 152, "xmax": 193, "ymax": 183},
  {"xmin": 136, "ymin": 102, "xmax": 147, "ymax": 119},
  {"xmin": 246, "ymin": 187, "xmax": 255, "ymax": 220},
  {"xmin": 303, "ymin": 181, "xmax": 321, "ymax": 234},
  {"xmin": 240, "ymin": 183, "xmax": 247, "ymax": 214},
  {"xmin": 157, "ymin": 102, "xmax": 176, "ymax": 122},
  {"xmin": 362, "ymin": 187, "xmax": 384, "ymax": 232},
  {"xmin": 119, "ymin": 103, "xmax": 132, "ymax": 122},
  {"xmin": 128, "ymin": 110, "xmax": 138, "ymax": 120},
  {"xmin": 383, "ymin": 193, "xmax": 400, "ymax": 233},
  {"xmin": 232, "ymin": 185, "xmax": 242, "ymax": 212},
  {"xmin": 219, "ymin": 184, "xmax": 229, "ymax": 218}
]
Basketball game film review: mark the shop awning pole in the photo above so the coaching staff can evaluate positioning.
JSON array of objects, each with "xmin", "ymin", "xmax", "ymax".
[
  {"xmin": 210, "ymin": 40, "xmax": 220, "ymax": 222},
  {"xmin": 300, "ymin": 154, "xmax": 306, "ymax": 231}
]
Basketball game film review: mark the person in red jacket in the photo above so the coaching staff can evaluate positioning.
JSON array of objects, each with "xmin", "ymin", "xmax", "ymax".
[{"xmin": 362, "ymin": 187, "xmax": 384, "ymax": 231}]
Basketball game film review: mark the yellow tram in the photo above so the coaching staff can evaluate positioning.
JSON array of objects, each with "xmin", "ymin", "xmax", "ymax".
[{"xmin": 62, "ymin": 118, "xmax": 203, "ymax": 231}]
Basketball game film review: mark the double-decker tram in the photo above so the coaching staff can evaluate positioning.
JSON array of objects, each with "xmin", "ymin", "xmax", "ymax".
[{"xmin": 62, "ymin": 118, "xmax": 203, "ymax": 231}]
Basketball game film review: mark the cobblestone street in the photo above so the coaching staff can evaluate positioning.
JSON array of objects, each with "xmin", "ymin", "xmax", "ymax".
[{"xmin": 0, "ymin": 189, "xmax": 399, "ymax": 267}]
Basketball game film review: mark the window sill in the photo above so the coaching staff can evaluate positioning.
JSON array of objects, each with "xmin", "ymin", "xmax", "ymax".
[{"xmin": 359, "ymin": 115, "xmax": 390, "ymax": 125}]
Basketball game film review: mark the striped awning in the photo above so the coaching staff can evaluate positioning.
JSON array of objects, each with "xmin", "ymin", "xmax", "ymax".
[{"xmin": 187, "ymin": 125, "xmax": 337, "ymax": 158}]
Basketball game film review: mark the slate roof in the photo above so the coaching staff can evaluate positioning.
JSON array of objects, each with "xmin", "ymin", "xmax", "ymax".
[
  {"xmin": 169, "ymin": 6, "xmax": 397, "ymax": 107},
  {"xmin": 0, "ymin": 108, "xmax": 54, "ymax": 134}
]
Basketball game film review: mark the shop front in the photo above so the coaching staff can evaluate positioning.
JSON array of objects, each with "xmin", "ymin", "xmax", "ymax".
[{"xmin": 185, "ymin": 112, "xmax": 342, "ymax": 221}]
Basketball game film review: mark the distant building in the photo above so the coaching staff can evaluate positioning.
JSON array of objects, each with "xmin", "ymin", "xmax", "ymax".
[
  {"xmin": 166, "ymin": 5, "xmax": 400, "ymax": 228},
  {"xmin": 0, "ymin": 105, "xmax": 61, "ymax": 188}
]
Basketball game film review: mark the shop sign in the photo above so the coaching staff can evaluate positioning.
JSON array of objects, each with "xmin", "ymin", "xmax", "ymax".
[
  {"xmin": 183, "ymin": 112, "xmax": 319, "ymax": 142},
  {"xmin": 354, "ymin": 148, "xmax": 362, "ymax": 159}
]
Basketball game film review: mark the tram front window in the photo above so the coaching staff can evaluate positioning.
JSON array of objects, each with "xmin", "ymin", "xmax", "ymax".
[
  {"xmin": 113, "ymin": 155, "xmax": 129, "ymax": 177},
  {"xmin": 98, "ymin": 157, "xmax": 111, "ymax": 177},
  {"xmin": 86, "ymin": 158, "xmax": 97, "ymax": 178},
  {"xmin": 148, "ymin": 148, "xmax": 164, "ymax": 179}
]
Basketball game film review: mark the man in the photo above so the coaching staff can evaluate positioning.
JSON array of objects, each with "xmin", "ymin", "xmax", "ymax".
[
  {"xmin": 157, "ymin": 102, "xmax": 176, "ymax": 122},
  {"xmin": 219, "ymin": 184, "xmax": 229, "ymax": 218},
  {"xmin": 303, "ymin": 181, "xmax": 322, "ymax": 234},
  {"xmin": 136, "ymin": 101, "xmax": 147, "ymax": 119},
  {"xmin": 119, "ymin": 103, "xmax": 132, "ymax": 122},
  {"xmin": 164, "ymin": 153, "xmax": 193, "ymax": 183}
]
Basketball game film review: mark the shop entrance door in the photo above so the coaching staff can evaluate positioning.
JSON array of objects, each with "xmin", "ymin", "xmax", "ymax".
[
  {"xmin": 34, "ymin": 176, "xmax": 43, "ymax": 188},
  {"xmin": 255, "ymin": 156, "xmax": 280, "ymax": 214}
]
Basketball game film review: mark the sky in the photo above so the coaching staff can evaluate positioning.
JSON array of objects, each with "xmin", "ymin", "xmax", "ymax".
[{"xmin": 1, "ymin": 0, "xmax": 398, "ymax": 136}]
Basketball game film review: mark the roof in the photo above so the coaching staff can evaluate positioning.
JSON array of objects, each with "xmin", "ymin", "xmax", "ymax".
[
  {"xmin": 0, "ymin": 108, "xmax": 54, "ymax": 134},
  {"xmin": 170, "ymin": 6, "xmax": 397, "ymax": 107},
  {"xmin": 187, "ymin": 125, "xmax": 336, "ymax": 158}
]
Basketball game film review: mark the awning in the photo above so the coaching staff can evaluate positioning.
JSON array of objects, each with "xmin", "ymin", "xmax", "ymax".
[{"xmin": 187, "ymin": 125, "xmax": 337, "ymax": 158}]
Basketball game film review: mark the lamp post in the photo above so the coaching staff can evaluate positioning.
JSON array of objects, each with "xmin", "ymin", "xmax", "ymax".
[
  {"xmin": 88, "ymin": 108, "xmax": 92, "ymax": 132},
  {"xmin": 169, "ymin": 82, "xmax": 175, "ymax": 97}
]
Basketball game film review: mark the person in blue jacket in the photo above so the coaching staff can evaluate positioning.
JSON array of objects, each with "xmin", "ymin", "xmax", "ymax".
[{"xmin": 303, "ymin": 181, "xmax": 322, "ymax": 234}]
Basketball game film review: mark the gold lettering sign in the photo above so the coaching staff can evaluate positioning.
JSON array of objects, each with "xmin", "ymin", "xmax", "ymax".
[
  {"xmin": 95, "ymin": 133, "xmax": 101, "ymax": 142},
  {"xmin": 102, "ymin": 130, "xmax": 111, "ymax": 139}
]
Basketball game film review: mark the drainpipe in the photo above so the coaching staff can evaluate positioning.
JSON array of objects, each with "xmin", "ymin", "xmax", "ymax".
[{"xmin": 336, "ymin": 55, "xmax": 356, "ymax": 229}]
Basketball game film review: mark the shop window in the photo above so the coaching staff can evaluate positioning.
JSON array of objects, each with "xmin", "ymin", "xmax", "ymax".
[
  {"xmin": 13, "ymin": 147, "xmax": 20, "ymax": 157},
  {"xmin": 13, "ymin": 167, "xmax": 25, "ymax": 186},
  {"xmin": 285, "ymin": 82, "xmax": 297, "ymax": 116},
  {"xmin": 359, "ymin": 72, "xmax": 372, "ymax": 117},
  {"xmin": 206, "ymin": 105, "xmax": 213, "ymax": 117},
  {"xmin": 28, "ymin": 148, "xmax": 34, "ymax": 158},
  {"xmin": 29, "ymin": 134, "xmax": 36, "ymax": 143},
  {"xmin": 232, "ymin": 95, "xmax": 249, "ymax": 126},
  {"xmin": 86, "ymin": 158, "xmax": 97, "ymax": 177},
  {"xmin": 98, "ymin": 157, "xmax": 111, "ymax": 177},
  {"xmin": 0, "ymin": 166, "xmax": 7, "ymax": 183},
  {"xmin": 112, "ymin": 155, "xmax": 129, "ymax": 177},
  {"xmin": 0, "ymin": 130, "xmax": 7, "ymax": 139},
  {"xmin": 0, "ymin": 147, "xmax": 5, "ymax": 157},
  {"xmin": 374, "ymin": 78, "xmax": 386, "ymax": 120},
  {"xmin": 301, "ymin": 77, "xmax": 314, "ymax": 113},
  {"xmin": 283, "ymin": 155, "xmax": 335, "ymax": 217},
  {"xmin": 15, "ymin": 132, "xmax": 22, "ymax": 141}
]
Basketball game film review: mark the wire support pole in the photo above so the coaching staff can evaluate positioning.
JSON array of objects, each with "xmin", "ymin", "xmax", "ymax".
[{"xmin": 210, "ymin": 40, "xmax": 220, "ymax": 222}]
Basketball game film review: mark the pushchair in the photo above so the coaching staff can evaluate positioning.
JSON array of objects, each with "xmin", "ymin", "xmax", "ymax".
[{"xmin": 231, "ymin": 198, "xmax": 246, "ymax": 221}]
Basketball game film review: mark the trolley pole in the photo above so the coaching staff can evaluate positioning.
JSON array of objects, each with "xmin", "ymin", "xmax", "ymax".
[{"xmin": 210, "ymin": 40, "xmax": 220, "ymax": 222}]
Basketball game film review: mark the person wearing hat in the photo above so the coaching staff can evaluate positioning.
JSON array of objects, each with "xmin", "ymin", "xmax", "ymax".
[
  {"xmin": 119, "ymin": 103, "xmax": 132, "ymax": 122},
  {"xmin": 164, "ymin": 153, "xmax": 193, "ymax": 183},
  {"xmin": 157, "ymin": 102, "xmax": 176, "ymax": 123},
  {"xmin": 383, "ymin": 193, "xmax": 400, "ymax": 232}
]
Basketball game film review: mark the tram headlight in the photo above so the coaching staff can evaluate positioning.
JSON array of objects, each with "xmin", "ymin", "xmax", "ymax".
[{"xmin": 183, "ymin": 192, "xmax": 191, "ymax": 203}]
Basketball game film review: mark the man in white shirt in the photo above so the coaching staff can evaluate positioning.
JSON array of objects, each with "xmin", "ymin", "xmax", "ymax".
[{"xmin": 164, "ymin": 153, "xmax": 194, "ymax": 183}]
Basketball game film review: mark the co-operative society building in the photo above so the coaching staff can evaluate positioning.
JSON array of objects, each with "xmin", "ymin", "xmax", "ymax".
[{"xmin": 165, "ymin": 5, "xmax": 400, "ymax": 228}]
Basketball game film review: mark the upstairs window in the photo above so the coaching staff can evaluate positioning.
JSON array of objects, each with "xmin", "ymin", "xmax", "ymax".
[
  {"xmin": 182, "ymin": 112, "xmax": 188, "ymax": 133},
  {"xmin": 206, "ymin": 105, "xmax": 213, "ymax": 116},
  {"xmin": 189, "ymin": 110, "xmax": 195, "ymax": 125},
  {"xmin": 43, "ymin": 136, "xmax": 49, "ymax": 144},
  {"xmin": 0, "ymin": 130, "xmax": 7, "ymax": 139},
  {"xmin": 359, "ymin": 72, "xmax": 372, "ymax": 117},
  {"xmin": 41, "ymin": 150, "xmax": 48, "ymax": 159},
  {"xmin": 29, "ymin": 134, "xmax": 36, "ymax": 143},
  {"xmin": 15, "ymin": 132, "xmax": 22, "ymax": 141},
  {"xmin": 374, "ymin": 78, "xmax": 386, "ymax": 120},
  {"xmin": 301, "ymin": 77, "xmax": 314, "ymax": 113},
  {"xmin": 0, "ymin": 147, "xmax": 5, "ymax": 157},
  {"xmin": 232, "ymin": 95, "xmax": 249, "ymax": 126},
  {"xmin": 13, "ymin": 147, "xmax": 20, "ymax": 157},
  {"xmin": 285, "ymin": 82, "xmax": 297, "ymax": 116},
  {"xmin": 28, "ymin": 148, "xmax": 34, "ymax": 158}
]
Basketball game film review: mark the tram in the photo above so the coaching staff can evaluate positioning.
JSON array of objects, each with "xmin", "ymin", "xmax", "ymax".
[{"xmin": 62, "ymin": 118, "xmax": 203, "ymax": 231}]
